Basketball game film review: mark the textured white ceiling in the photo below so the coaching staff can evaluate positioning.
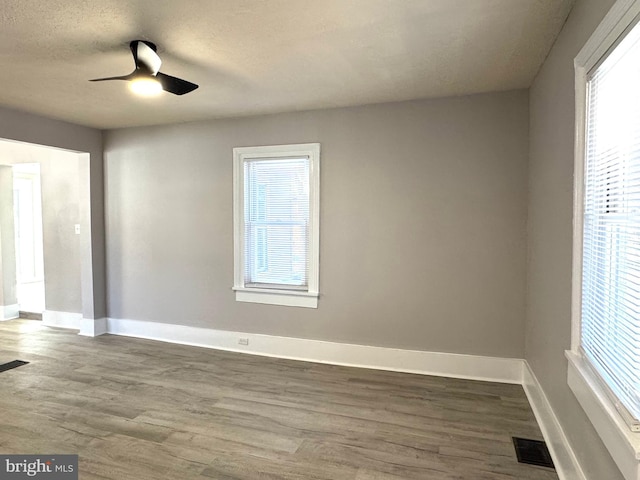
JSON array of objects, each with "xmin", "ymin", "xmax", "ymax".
[{"xmin": 0, "ymin": 0, "xmax": 574, "ymax": 129}]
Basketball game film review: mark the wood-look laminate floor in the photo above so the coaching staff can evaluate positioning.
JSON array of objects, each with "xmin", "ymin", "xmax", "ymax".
[{"xmin": 0, "ymin": 320, "xmax": 558, "ymax": 480}]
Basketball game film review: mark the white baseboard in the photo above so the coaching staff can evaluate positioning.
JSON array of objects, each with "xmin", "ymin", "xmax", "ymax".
[
  {"xmin": 523, "ymin": 360, "xmax": 586, "ymax": 480},
  {"xmin": 43, "ymin": 312, "xmax": 107, "ymax": 337},
  {"xmin": 0, "ymin": 304, "xmax": 19, "ymax": 321},
  {"xmin": 37, "ymin": 312, "xmax": 523, "ymax": 383},
  {"xmin": 42, "ymin": 310, "xmax": 82, "ymax": 330},
  {"xmin": 79, "ymin": 317, "xmax": 108, "ymax": 337},
  {"xmin": 106, "ymin": 317, "xmax": 524, "ymax": 384}
]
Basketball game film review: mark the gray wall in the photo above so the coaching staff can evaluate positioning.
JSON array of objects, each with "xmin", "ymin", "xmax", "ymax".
[
  {"xmin": 0, "ymin": 144, "xmax": 82, "ymax": 313},
  {"xmin": 41, "ymin": 152, "xmax": 81, "ymax": 313},
  {"xmin": 0, "ymin": 107, "xmax": 106, "ymax": 319},
  {"xmin": 526, "ymin": 0, "xmax": 623, "ymax": 478},
  {"xmin": 0, "ymin": 165, "xmax": 17, "ymax": 308},
  {"xmin": 105, "ymin": 90, "xmax": 529, "ymax": 358}
]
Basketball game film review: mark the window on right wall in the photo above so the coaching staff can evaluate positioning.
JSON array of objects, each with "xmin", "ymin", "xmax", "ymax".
[
  {"xmin": 581, "ymin": 12, "xmax": 640, "ymax": 429},
  {"xmin": 569, "ymin": 1, "xmax": 640, "ymax": 479}
]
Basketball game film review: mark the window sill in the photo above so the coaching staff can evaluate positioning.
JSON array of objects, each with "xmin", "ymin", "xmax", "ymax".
[
  {"xmin": 566, "ymin": 350, "xmax": 640, "ymax": 480},
  {"xmin": 233, "ymin": 287, "xmax": 318, "ymax": 308}
]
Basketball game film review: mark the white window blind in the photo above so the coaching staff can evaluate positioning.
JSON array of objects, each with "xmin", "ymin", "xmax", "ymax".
[
  {"xmin": 582, "ymin": 19, "xmax": 640, "ymax": 424},
  {"xmin": 243, "ymin": 157, "xmax": 310, "ymax": 289}
]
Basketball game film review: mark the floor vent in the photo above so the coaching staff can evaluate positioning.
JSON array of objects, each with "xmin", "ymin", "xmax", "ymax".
[
  {"xmin": 512, "ymin": 437, "xmax": 555, "ymax": 469},
  {"xmin": 0, "ymin": 360, "xmax": 29, "ymax": 373}
]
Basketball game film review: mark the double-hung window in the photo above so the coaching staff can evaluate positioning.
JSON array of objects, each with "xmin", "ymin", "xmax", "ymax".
[
  {"xmin": 233, "ymin": 143, "xmax": 320, "ymax": 308},
  {"xmin": 570, "ymin": 2, "xmax": 640, "ymax": 479}
]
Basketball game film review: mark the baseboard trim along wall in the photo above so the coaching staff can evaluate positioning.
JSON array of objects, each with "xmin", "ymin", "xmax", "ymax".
[
  {"xmin": 0, "ymin": 304, "xmax": 19, "ymax": 321},
  {"xmin": 103, "ymin": 317, "xmax": 523, "ymax": 384},
  {"xmin": 79, "ymin": 317, "xmax": 108, "ymax": 337},
  {"xmin": 42, "ymin": 310, "xmax": 82, "ymax": 329},
  {"xmin": 42, "ymin": 312, "xmax": 108, "ymax": 337},
  {"xmin": 522, "ymin": 361, "xmax": 587, "ymax": 480}
]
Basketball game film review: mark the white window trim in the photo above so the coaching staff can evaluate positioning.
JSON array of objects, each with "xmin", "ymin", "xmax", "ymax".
[
  {"xmin": 232, "ymin": 143, "xmax": 320, "ymax": 308},
  {"xmin": 570, "ymin": 1, "xmax": 640, "ymax": 479}
]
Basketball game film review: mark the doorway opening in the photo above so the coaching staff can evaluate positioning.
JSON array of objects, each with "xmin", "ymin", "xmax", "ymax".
[
  {"xmin": 12, "ymin": 163, "xmax": 45, "ymax": 314},
  {"xmin": 0, "ymin": 138, "xmax": 97, "ymax": 333}
]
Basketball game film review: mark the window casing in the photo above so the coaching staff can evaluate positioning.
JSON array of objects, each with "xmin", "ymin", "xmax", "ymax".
[
  {"xmin": 570, "ymin": 2, "xmax": 640, "ymax": 479},
  {"xmin": 233, "ymin": 143, "xmax": 320, "ymax": 308}
]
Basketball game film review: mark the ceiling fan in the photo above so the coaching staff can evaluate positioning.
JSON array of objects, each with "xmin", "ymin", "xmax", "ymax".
[{"xmin": 90, "ymin": 40, "xmax": 198, "ymax": 96}]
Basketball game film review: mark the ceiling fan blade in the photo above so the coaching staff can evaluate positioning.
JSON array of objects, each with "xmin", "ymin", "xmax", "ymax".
[
  {"xmin": 155, "ymin": 72, "xmax": 198, "ymax": 95},
  {"xmin": 131, "ymin": 40, "xmax": 161, "ymax": 75},
  {"xmin": 89, "ymin": 73, "xmax": 135, "ymax": 82}
]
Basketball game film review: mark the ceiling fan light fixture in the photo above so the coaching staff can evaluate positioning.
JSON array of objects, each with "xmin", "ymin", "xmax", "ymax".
[
  {"xmin": 90, "ymin": 40, "xmax": 198, "ymax": 96},
  {"xmin": 129, "ymin": 76, "xmax": 163, "ymax": 96}
]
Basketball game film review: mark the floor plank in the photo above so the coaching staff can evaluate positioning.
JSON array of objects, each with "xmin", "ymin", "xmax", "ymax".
[{"xmin": 0, "ymin": 319, "xmax": 558, "ymax": 479}]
